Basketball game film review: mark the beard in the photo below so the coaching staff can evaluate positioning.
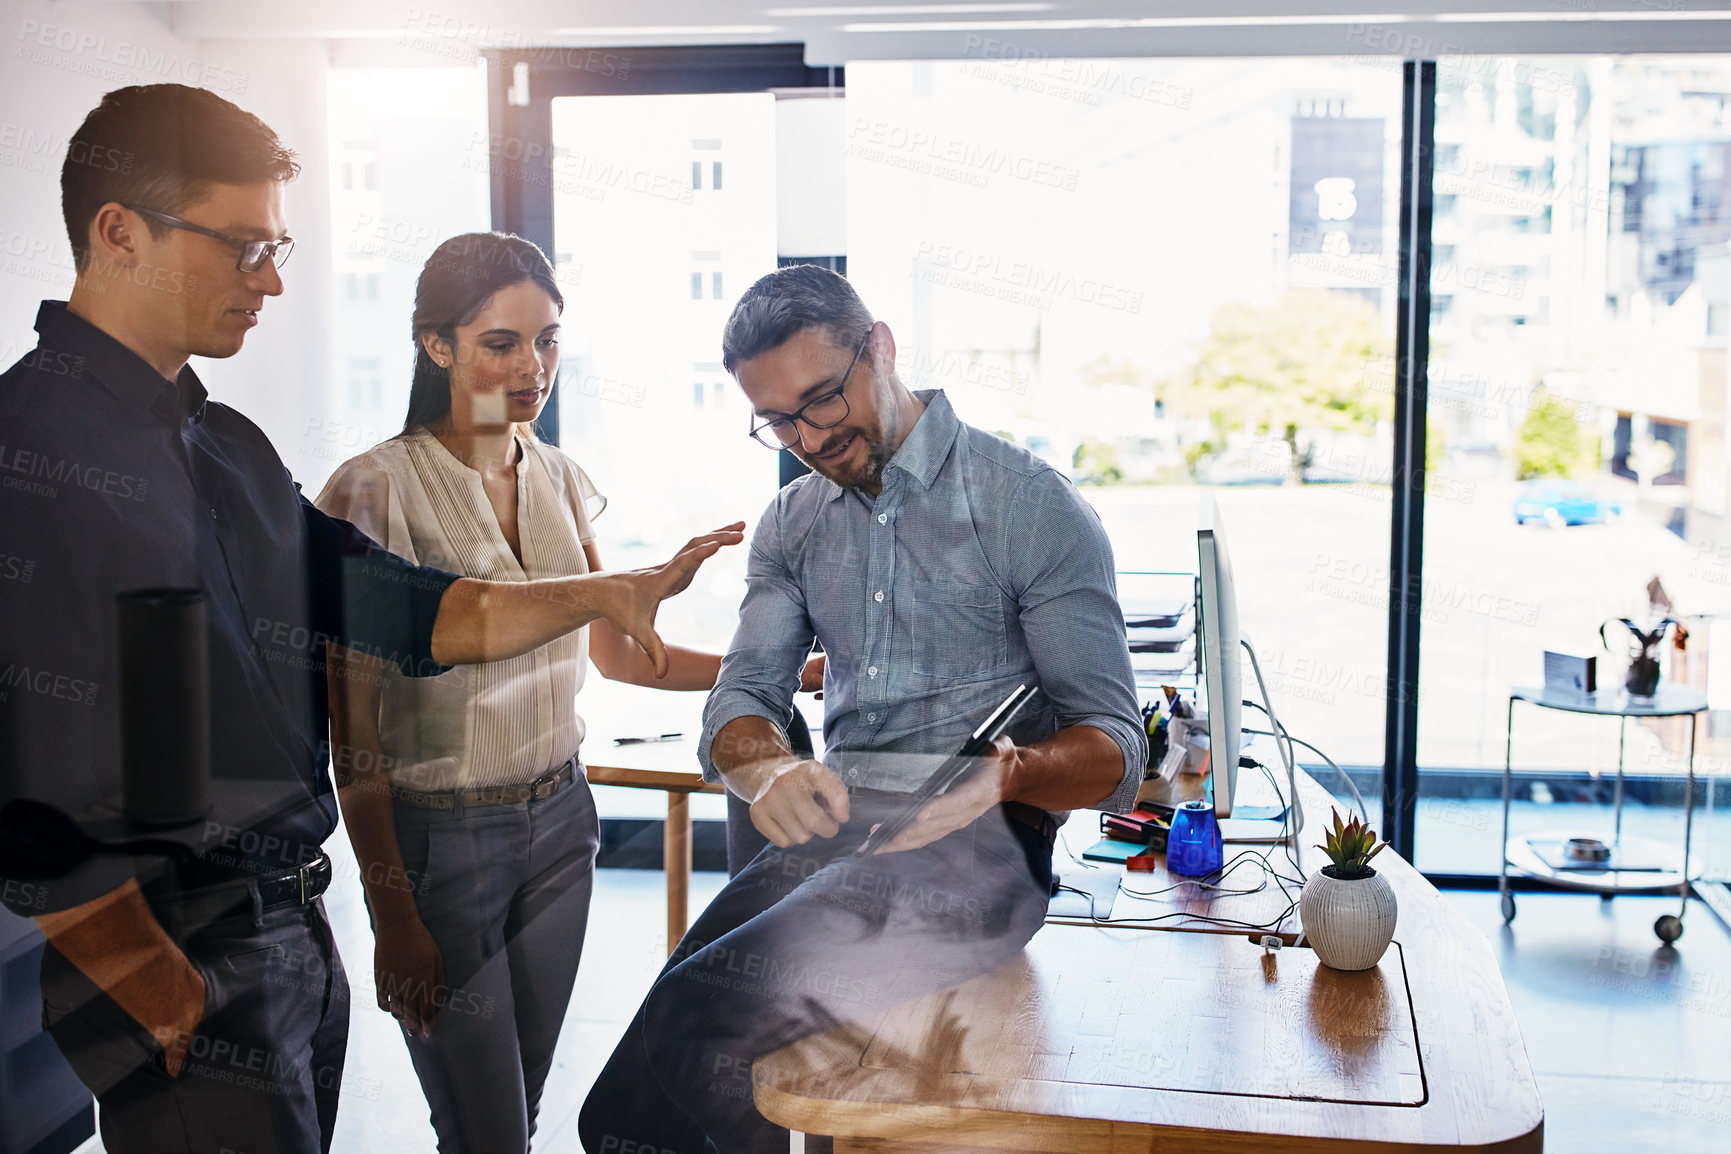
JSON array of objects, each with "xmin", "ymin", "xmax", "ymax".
[{"xmin": 801, "ymin": 425, "xmax": 896, "ymax": 490}]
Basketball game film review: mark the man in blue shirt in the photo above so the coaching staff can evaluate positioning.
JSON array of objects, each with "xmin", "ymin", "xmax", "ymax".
[{"xmin": 580, "ymin": 264, "xmax": 1145, "ymax": 1154}]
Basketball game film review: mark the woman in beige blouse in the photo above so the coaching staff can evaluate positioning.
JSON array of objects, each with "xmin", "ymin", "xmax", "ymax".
[{"xmin": 317, "ymin": 233, "xmax": 810, "ymax": 1152}]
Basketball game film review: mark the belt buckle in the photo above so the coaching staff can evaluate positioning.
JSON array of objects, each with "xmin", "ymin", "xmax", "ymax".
[
  {"xmin": 529, "ymin": 764, "xmax": 563, "ymax": 801},
  {"xmin": 299, "ymin": 856, "xmax": 326, "ymax": 905}
]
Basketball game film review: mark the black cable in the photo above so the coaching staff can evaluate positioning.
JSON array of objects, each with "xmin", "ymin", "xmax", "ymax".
[
  {"xmin": 1119, "ymin": 847, "xmax": 1279, "ymax": 899},
  {"xmin": 1053, "ymin": 737, "xmax": 1322, "ymax": 937},
  {"xmin": 1065, "ymin": 867, "xmax": 1300, "ymax": 934},
  {"xmin": 1087, "ymin": 902, "xmax": 1300, "ymax": 934},
  {"xmin": 1229, "ymin": 698, "xmax": 1310, "ymax": 881},
  {"xmin": 1233, "ymin": 754, "xmax": 1306, "ymax": 884},
  {"xmin": 1058, "ymin": 831, "xmax": 1100, "ymax": 870},
  {"xmin": 1108, "ymin": 844, "xmax": 1303, "ymax": 934},
  {"xmin": 1053, "ymin": 882, "xmax": 1099, "ymax": 920}
]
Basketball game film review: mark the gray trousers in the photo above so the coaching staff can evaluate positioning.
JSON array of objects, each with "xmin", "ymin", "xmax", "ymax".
[{"xmin": 391, "ymin": 771, "xmax": 601, "ymax": 1153}]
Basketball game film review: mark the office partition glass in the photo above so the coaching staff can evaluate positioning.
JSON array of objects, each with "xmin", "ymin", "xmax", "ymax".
[
  {"xmin": 548, "ymin": 92, "xmax": 780, "ymax": 658},
  {"xmin": 313, "ymin": 66, "xmax": 490, "ymax": 493},
  {"xmin": 539, "ymin": 91, "xmax": 783, "ymax": 827},
  {"xmin": 845, "ymin": 59, "xmax": 1403, "ymax": 825},
  {"xmin": 1416, "ymin": 55, "xmax": 1731, "ymax": 879}
]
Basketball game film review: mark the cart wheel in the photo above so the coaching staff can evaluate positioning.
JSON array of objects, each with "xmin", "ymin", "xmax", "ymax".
[
  {"xmin": 1655, "ymin": 915, "xmax": 1684, "ymax": 944},
  {"xmin": 1500, "ymin": 892, "xmax": 1516, "ymax": 923}
]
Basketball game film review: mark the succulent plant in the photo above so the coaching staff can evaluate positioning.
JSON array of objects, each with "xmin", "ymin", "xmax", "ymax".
[{"xmin": 1317, "ymin": 808, "xmax": 1387, "ymax": 878}]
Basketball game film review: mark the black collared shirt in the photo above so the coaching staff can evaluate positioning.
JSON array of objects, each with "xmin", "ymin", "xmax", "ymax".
[{"xmin": 0, "ymin": 302, "xmax": 460, "ymax": 913}]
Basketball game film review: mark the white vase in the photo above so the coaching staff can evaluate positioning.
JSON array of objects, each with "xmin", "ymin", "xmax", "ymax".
[{"xmin": 1300, "ymin": 866, "xmax": 1398, "ymax": 971}]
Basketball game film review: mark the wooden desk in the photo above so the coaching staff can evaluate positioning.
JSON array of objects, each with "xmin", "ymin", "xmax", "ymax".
[
  {"xmin": 753, "ymin": 768, "xmax": 1544, "ymax": 1152},
  {"xmin": 581, "ymin": 685, "xmax": 824, "ymax": 954},
  {"xmin": 583, "ymin": 741, "xmax": 721, "ymax": 956}
]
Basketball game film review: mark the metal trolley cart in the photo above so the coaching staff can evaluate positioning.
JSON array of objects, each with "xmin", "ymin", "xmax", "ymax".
[{"xmin": 1500, "ymin": 684, "xmax": 1708, "ymax": 944}]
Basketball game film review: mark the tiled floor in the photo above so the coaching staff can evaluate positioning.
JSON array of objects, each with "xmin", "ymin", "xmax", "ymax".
[
  {"xmin": 73, "ymin": 868, "xmax": 1731, "ymax": 1152},
  {"xmin": 1445, "ymin": 888, "xmax": 1731, "ymax": 1151},
  {"xmin": 309, "ymin": 854, "xmax": 735, "ymax": 1154}
]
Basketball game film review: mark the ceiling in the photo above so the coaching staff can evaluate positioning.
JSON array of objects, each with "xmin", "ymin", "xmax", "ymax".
[{"xmin": 161, "ymin": 1, "xmax": 1731, "ymax": 62}]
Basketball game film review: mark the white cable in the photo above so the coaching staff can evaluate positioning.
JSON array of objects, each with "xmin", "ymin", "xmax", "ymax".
[
  {"xmin": 1242, "ymin": 722, "xmax": 1369, "ymax": 823},
  {"xmin": 1240, "ymin": 636, "xmax": 1303, "ymax": 845}
]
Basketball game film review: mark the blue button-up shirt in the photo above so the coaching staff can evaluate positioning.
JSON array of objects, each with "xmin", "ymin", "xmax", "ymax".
[{"xmin": 700, "ymin": 390, "xmax": 1145, "ymax": 814}]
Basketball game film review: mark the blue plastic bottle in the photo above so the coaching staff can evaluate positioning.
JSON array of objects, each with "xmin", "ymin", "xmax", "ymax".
[{"xmin": 1167, "ymin": 799, "xmax": 1223, "ymax": 877}]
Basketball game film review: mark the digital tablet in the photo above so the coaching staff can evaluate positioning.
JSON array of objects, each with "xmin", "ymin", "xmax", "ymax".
[{"xmin": 854, "ymin": 684, "xmax": 1037, "ymax": 857}]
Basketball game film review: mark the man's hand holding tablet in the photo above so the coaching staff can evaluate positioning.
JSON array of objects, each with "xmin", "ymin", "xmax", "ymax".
[
  {"xmin": 866, "ymin": 733, "xmax": 1020, "ymax": 854},
  {"xmin": 731, "ymin": 686, "xmax": 1036, "ymax": 853},
  {"xmin": 858, "ymin": 685, "xmax": 1038, "ymax": 856}
]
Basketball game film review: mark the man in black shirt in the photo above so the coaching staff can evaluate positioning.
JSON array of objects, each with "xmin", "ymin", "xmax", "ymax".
[{"xmin": 0, "ymin": 85, "xmax": 737, "ymax": 1154}]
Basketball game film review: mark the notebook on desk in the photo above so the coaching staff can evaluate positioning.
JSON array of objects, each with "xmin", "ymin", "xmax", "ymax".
[{"xmin": 1045, "ymin": 858, "xmax": 1120, "ymax": 921}]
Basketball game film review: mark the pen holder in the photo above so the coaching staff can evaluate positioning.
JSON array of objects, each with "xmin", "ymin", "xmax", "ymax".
[{"xmin": 1167, "ymin": 800, "xmax": 1223, "ymax": 877}]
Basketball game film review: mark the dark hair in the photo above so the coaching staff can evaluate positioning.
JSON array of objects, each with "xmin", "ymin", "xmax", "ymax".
[
  {"xmin": 722, "ymin": 264, "xmax": 874, "ymax": 375},
  {"xmin": 62, "ymin": 84, "xmax": 299, "ymax": 272},
  {"xmin": 402, "ymin": 232, "xmax": 566, "ymax": 437}
]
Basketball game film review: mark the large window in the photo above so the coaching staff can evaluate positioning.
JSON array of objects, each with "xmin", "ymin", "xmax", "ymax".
[
  {"xmin": 1417, "ymin": 56, "xmax": 1731, "ymax": 878},
  {"xmin": 474, "ymin": 46, "xmax": 1729, "ymax": 876},
  {"xmin": 475, "ymin": 44, "xmax": 844, "ymax": 821},
  {"xmin": 846, "ymin": 58, "xmax": 1403, "ymax": 819},
  {"xmin": 548, "ymin": 92, "xmax": 780, "ymax": 655}
]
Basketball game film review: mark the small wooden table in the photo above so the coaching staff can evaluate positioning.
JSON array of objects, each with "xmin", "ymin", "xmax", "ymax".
[
  {"xmin": 583, "ymin": 738, "xmax": 722, "ymax": 956},
  {"xmin": 580, "ymin": 685, "xmax": 823, "ymax": 954},
  {"xmin": 754, "ymin": 768, "xmax": 1544, "ymax": 1152}
]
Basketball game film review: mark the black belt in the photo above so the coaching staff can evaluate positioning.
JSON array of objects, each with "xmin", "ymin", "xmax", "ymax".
[
  {"xmin": 1003, "ymin": 801, "xmax": 1060, "ymax": 849},
  {"xmin": 848, "ymin": 787, "xmax": 1058, "ymax": 849},
  {"xmin": 151, "ymin": 854, "xmax": 332, "ymax": 917}
]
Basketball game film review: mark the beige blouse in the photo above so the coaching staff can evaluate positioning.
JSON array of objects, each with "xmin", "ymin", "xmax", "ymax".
[{"xmin": 316, "ymin": 429, "xmax": 607, "ymax": 790}]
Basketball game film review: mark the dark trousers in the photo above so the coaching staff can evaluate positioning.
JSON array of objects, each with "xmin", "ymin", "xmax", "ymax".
[
  {"xmin": 577, "ymin": 796, "xmax": 1053, "ymax": 1154},
  {"xmin": 39, "ymin": 896, "xmax": 349, "ymax": 1154}
]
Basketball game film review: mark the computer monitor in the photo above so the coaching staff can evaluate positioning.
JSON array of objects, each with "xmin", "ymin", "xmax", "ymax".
[
  {"xmin": 1196, "ymin": 497, "xmax": 1302, "ymax": 844},
  {"xmin": 1196, "ymin": 496, "xmax": 1241, "ymax": 817}
]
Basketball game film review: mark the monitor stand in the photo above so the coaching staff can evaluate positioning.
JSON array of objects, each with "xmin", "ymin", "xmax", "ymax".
[
  {"xmin": 1133, "ymin": 748, "xmax": 1296, "ymax": 846},
  {"xmin": 1217, "ymin": 814, "xmax": 1294, "ymax": 845},
  {"xmin": 1217, "ymin": 730, "xmax": 1296, "ymax": 845}
]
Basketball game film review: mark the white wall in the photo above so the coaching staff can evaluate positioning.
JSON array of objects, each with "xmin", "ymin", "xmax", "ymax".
[
  {"xmin": 0, "ymin": 1, "xmax": 199, "ymax": 365},
  {"xmin": 0, "ymin": 3, "xmax": 337, "ymax": 481},
  {"xmin": 192, "ymin": 39, "xmax": 337, "ymax": 464}
]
